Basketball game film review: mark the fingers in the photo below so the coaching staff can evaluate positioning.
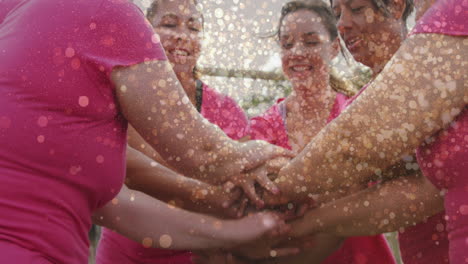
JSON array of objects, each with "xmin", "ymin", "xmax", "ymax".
[
  {"xmin": 261, "ymin": 212, "xmax": 291, "ymax": 238},
  {"xmin": 222, "ymin": 186, "xmax": 242, "ymax": 209},
  {"xmin": 241, "ymin": 141, "xmax": 293, "ymax": 172},
  {"xmin": 241, "ymin": 180, "xmax": 264, "ymax": 209},
  {"xmin": 266, "ymin": 156, "xmax": 291, "ymax": 174},
  {"xmin": 237, "ymin": 196, "xmax": 249, "ymax": 218},
  {"xmin": 296, "ymin": 203, "xmax": 310, "ymax": 216},
  {"xmin": 254, "ymin": 167, "xmax": 280, "ymax": 195}
]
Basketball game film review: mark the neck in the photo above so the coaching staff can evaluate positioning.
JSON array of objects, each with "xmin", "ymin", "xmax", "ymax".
[{"xmin": 286, "ymin": 82, "xmax": 336, "ymax": 119}]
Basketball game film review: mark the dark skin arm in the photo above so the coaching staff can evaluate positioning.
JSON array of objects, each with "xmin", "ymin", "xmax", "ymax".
[{"xmin": 125, "ymin": 146, "xmax": 243, "ymax": 218}]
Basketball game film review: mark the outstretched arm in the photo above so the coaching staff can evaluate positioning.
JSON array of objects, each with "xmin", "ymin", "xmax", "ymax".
[
  {"xmin": 278, "ymin": 34, "xmax": 467, "ymax": 197},
  {"xmin": 125, "ymin": 146, "xmax": 243, "ymax": 218},
  {"xmin": 113, "ymin": 60, "xmax": 289, "ymax": 186},
  {"xmin": 290, "ymin": 171, "xmax": 444, "ymax": 238},
  {"xmin": 93, "ymin": 185, "xmax": 284, "ymax": 250}
]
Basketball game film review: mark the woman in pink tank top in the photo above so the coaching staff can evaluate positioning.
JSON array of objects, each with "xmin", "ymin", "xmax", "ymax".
[
  {"xmin": 242, "ymin": 1, "xmax": 395, "ymax": 263},
  {"xmin": 96, "ymin": 1, "xmax": 252, "ymax": 263},
  {"xmin": 269, "ymin": 0, "xmax": 466, "ymax": 263}
]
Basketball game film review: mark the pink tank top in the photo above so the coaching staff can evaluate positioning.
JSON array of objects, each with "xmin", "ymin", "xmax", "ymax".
[
  {"xmin": 411, "ymin": 1, "xmax": 468, "ymax": 262},
  {"xmin": 0, "ymin": 1, "xmax": 166, "ymax": 263},
  {"xmin": 250, "ymin": 93, "xmax": 396, "ymax": 264},
  {"xmin": 96, "ymin": 83, "xmax": 249, "ymax": 264}
]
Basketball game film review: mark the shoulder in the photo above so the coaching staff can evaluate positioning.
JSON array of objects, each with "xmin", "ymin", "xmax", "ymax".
[
  {"xmin": 250, "ymin": 100, "xmax": 284, "ymax": 133},
  {"xmin": 202, "ymin": 83, "xmax": 245, "ymax": 115},
  {"xmin": 411, "ymin": 0, "xmax": 467, "ymax": 36}
]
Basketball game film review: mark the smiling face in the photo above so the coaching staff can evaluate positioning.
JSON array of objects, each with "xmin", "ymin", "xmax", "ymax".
[
  {"xmin": 148, "ymin": 0, "xmax": 203, "ymax": 75},
  {"xmin": 331, "ymin": 0, "xmax": 406, "ymax": 71},
  {"xmin": 280, "ymin": 9, "xmax": 338, "ymax": 91}
]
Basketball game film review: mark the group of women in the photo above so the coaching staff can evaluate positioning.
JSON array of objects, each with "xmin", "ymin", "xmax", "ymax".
[{"xmin": 0, "ymin": 0, "xmax": 465, "ymax": 263}]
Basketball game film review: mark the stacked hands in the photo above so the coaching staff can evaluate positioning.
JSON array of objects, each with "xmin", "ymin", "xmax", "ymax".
[{"xmin": 187, "ymin": 143, "xmax": 324, "ymax": 264}]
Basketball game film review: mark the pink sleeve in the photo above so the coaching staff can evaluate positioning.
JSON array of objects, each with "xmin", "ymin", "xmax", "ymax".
[
  {"xmin": 249, "ymin": 116, "xmax": 276, "ymax": 144},
  {"xmin": 219, "ymin": 96, "xmax": 250, "ymax": 140},
  {"xmin": 411, "ymin": 0, "xmax": 467, "ymax": 36},
  {"xmin": 81, "ymin": 0, "xmax": 167, "ymax": 76},
  {"xmin": 200, "ymin": 85, "xmax": 248, "ymax": 140},
  {"xmin": 249, "ymin": 104, "xmax": 291, "ymax": 149}
]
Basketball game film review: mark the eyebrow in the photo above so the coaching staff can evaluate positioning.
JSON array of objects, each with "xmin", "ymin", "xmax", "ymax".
[
  {"xmin": 161, "ymin": 13, "xmax": 178, "ymax": 19},
  {"xmin": 188, "ymin": 16, "xmax": 203, "ymax": 23},
  {"xmin": 344, "ymin": 0, "xmax": 356, "ymax": 5},
  {"xmin": 304, "ymin": 32, "xmax": 319, "ymax": 36}
]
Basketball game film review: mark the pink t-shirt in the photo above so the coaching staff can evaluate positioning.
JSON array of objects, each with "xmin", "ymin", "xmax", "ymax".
[
  {"xmin": 0, "ymin": 0, "xmax": 166, "ymax": 263},
  {"xmin": 411, "ymin": 0, "xmax": 468, "ymax": 262},
  {"xmin": 250, "ymin": 93, "xmax": 396, "ymax": 264},
  {"xmin": 96, "ymin": 83, "xmax": 249, "ymax": 264}
]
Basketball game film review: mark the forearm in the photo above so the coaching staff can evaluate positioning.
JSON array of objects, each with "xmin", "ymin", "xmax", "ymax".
[
  {"xmin": 93, "ymin": 185, "xmax": 234, "ymax": 250},
  {"xmin": 126, "ymin": 146, "xmax": 232, "ymax": 217},
  {"xmin": 113, "ymin": 60, "xmax": 245, "ymax": 181},
  {"xmin": 279, "ymin": 34, "xmax": 467, "ymax": 194},
  {"xmin": 127, "ymin": 125, "xmax": 171, "ymax": 168},
  {"xmin": 291, "ymin": 171, "xmax": 444, "ymax": 237}
]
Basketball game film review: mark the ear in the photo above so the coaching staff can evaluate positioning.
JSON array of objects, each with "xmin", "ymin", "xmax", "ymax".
[
  {"xmin": 330, "ymin": 38, "xmax": 340, "ymax": 60},
  {"xmin": 390, "ymin": 0, "xmax": 406, "ymax": 20}
]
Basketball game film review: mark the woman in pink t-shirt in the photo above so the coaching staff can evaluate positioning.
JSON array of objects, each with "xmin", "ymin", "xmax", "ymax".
[
  {"xmin": 244, "ymin": 1, "xmax": 395, "ymax": 263},
  {"xmin": 268, "ymin": 0, "xmax": 466, "ymax": 263},
  {"xmin": 96, "ymin": 1, "xmax": 252, "ymax": 263},
  {"xmin": 276, "ymin": 0, "xmax": 450, "ymax": 263},
  {"xmin": 0, "ymin": 1, "xmax": 290, "ymax": 263}
]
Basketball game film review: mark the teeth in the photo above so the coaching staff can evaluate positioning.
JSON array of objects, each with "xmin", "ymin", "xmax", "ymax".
[
  {"xmin": 173, "ymin": 49, "xmax": 188, "ymax": 56},
  {"xmin": 292, "ymin": 66, "xmax": 311, "ymax": 72}
]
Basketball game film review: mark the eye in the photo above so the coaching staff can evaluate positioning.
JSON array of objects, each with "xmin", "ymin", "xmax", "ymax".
[
  {"xmin": 161, "ymin": 23, "xmax": 177, "ymax": 28},
  {"xmin": 305, "ymin": 41, "xmax": 319, "ymax": 46},
  {"xmin": 351, "ymin": 6, "xmax": 365, "ymax": 13},
  {"xmin": 282, "ymin": 42, "xmax": 294, "ymax": 49},
  {"xmin": 188, "ymin": 19, "xmax": 203, "ymax": 32}
]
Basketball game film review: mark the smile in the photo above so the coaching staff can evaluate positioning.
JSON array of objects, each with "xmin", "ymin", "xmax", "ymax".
[{"xmin": 290, "ymin": 65, "xmax": 313, "ymax": 72}]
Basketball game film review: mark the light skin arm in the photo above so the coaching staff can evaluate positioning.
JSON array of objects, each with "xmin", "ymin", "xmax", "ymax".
[
  {"xmin": 92, "ymin": 185, "xmax": 284, "ymax": 250},
  {"xmin": 125, "ymin": 146, "xmax": 242, "ymax": 218},
  {"xmin": 127, "ymin": 124, "xmax": 170, "ymax": 168},
  {"xmin": 112, "ymin": 60, "xmax": 289, "ymax": 186},
  {"xmin": 290, "ymin": 171, "xmax": 444, "ymax": 238},
  {"xmin": 277, "ymin": 34, "xmax": 467, "ymax": 198}
]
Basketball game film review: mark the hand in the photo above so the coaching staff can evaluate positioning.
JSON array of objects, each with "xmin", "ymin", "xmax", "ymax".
[
  {"xmin": 271, "ymin": 163, "xmax": 317, "ymax": 204},
  {"xmin": 228, "ymin": 156, "xmax": 292, "ymax": 209},
  {"xmin": 222, "ymin": 212, "xmax": 291, "ymax": 248}
]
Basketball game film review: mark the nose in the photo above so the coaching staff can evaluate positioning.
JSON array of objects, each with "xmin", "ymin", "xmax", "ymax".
[
  {"xmin": 337, "ymin": 9, "xmax": 352, "ymax": 35},
  {"xmin": 289, "ymin": 42, "xmax": 308, "ymax": 56}
]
